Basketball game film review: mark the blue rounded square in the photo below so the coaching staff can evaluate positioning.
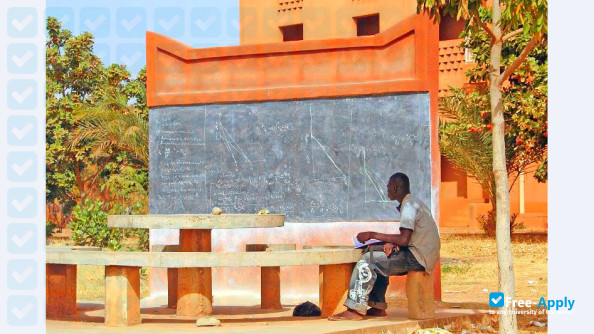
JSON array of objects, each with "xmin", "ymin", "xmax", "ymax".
[
  {"xmin": 154, "ymin": 7, "xmax": 185, "ymax": 37},
  {"xmin": 116, "ymin": 43, "xmax": 145, "ymax": 74},
  {"xmin": 117, "ymin": 7, "xmax": 146, "ymax": 38},
  {"xmin": 7, "ymin": 295, "xmax": 37, "ymax": 326},
  {"xmin": 190, "ymin": 7, "xmax": 222, "ymax": 38},
  {"xmin": 8, "ymin": 152, "xmax": 37, "ymax": 182},
  {"xmin": 80, "ymin": 7, "xmax": 111, "ymax": 38},
  {"xmin": 7, "ymin": 188, "xmax": 38, "ymax": 218},
  {"xmin": 8, "ymin": 44, "xmax": 37, "ymax": 74},
  {"xmin": 8, "ymin": 260, "xmax": 38, "ymax": 290},
  {"xmin": 489, "ymin": 292, "xmax": 505, "ymax": 307},
  {"xmin": 7, "ymin": 116, "xmax": 37, "ymax": 146},
  {"xmin": 7, "ymin": 224, "xmax": 38, "ymax": 254},
  {"xmin": 7, "ymin": 80, "xmax": 37, "ymax": 110},
  {"xmin": 46, "ymin": 7, "xmax": 75, "ymax": 33},
  {"xmin": 8, "ymin": 8, "xmax": 38, "ymax": 38}
]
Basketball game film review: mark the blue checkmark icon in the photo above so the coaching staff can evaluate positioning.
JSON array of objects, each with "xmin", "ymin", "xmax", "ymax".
[
  {"xmin": 8, "ymin": 7, "xmax": 38, "ymax": 38},
  {"xmin": 7, "ymin": 224, "xmax": 38, "ymax": 254},
  {"xmin": 7, "ymin": 295, "xmax": 37, "ymax": 326},
  {"xmin": 8, "ymin": 259, "xmax": 37, "ymax": 290},
  {"xmin": 7, "ymin": 188, "xmax": 38, "ymax": 218},
  {"xmin": 80, "ymin": 7, "xmax": 110, "ymax": 37},
  {"xmin": 154, "ymin": 7, "xmax": 185, "ymax": 37},
  {"xmin": 489, "ymin": 292, "xmax": 505, "ymax": 307},
  {"xmin": 7, "ymin": 116, "xmax": 37, "ymax": 146},
  {"xmin": 117, "ymin": 7, "xmax": 146, "ymax": 38},
  {"xmin": 8, "ymin": 151, "xmax": 37, "ymax": 182},
  {"xmin": 7, "ymin": 79, "xmax": 37, "ymax": 110},
  {"xmin": 8, "ymin": 44, "xmax": 37, "ymax": 74}
]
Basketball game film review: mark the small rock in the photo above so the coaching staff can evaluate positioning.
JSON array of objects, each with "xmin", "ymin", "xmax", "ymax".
[
  {"xmin": 212, "ymin": 207, "xmax": 223, "ymax": 215},
  {"xmin": 530, "ymin": 320, "xmax": 547, "ymax": 327},
  {"xmin": 258, "ymin": 209, "xmax": 269, "ymax": 214},
  {"xmin": 195, "ymin": 316, "xmax": 221, "ymax": 327}
]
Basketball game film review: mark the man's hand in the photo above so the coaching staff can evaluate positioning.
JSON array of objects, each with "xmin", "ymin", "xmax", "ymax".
[
  {"xmin": 356, "ymin": 231, "xmax": 374, "ymax": 243},
  {"xmin": 383, "ymin": 243, "xmax": 395, "ymax": 257}
]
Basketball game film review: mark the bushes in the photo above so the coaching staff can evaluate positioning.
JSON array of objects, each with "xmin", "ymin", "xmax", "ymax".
[
  {"xmin": 69, "ymin": 199, "xmax": 123, "ymax": 250},
  {"xmin": 68, "ymin": 198, "xmax": 149, "ymax": 251},
  {"xmin": 478, "ymin": 210, "xmax": 523, "ymax": 238},
  {"xmin": 46, "ymin": 221, "xmax": 56, "ymax": 238}
]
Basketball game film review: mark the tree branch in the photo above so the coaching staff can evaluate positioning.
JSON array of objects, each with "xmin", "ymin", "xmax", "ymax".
[
  {"xmin": 502, "ymin": 28, "xmax": 523, "ymax": 42},
  {"xmin": 497, "ymin": 34, "xmax": 540, "ymax": 86},
  {"xmin": 472, "ymin": 9, "xmax": 496, "ymax": 42}
]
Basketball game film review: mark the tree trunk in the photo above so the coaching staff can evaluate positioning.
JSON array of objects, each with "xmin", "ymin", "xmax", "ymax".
[{"xmin": 490, "ymin": 1, "xmax": 517, "ymax": 332}]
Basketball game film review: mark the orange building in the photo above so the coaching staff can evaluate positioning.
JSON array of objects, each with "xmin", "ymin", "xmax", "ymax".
[{"xmin": 238, "ymin": 0, "xmax": 547, "ymax": 231}]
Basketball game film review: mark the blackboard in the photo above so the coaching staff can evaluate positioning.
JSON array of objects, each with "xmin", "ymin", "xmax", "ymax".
[{"xmin": 149, "ymin": 93, "xmax": 431, "ymax": 222}]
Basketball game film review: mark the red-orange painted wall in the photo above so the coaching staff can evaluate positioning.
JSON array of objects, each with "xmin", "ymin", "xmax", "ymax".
[{"xmin": 239, "ymin": 0, "xmax": 418, "ymax": 45}]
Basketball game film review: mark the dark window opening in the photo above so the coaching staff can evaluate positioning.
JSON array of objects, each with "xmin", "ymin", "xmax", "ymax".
[
  {"xmin": 280, "ymin": 24, "xmax": 303, "ymax": 42},
  {"xmin": 439, "ymin": 13, "xmax": 464, "ymax": 41},
  {"xmin": 355, "ymin": 14, "xmax": 380, "ymax": 36}
]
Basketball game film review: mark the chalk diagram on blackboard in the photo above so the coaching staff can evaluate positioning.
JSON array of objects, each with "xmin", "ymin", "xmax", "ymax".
[
  {"xmin": 363, "ymin": 149, "xmax": 391, "ymax": 203},
  {"xmin": 217, "ymin": 113, "xmax": 252, "ymax": 165},
  {"xmin": 309, "ymin": 106, "xmax": 348, "ymax": 186}
]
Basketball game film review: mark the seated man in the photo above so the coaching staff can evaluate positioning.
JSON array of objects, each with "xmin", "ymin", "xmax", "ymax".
[{"xmin": 329, "ymin": 172, "xmax": 440, "ymax": 320}]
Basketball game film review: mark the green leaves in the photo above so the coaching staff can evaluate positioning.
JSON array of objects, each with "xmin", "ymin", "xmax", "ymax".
[
  {"xmin": 69, "ymin": 199, "xmax": 122, "ymax": 251},
  {"xmin": 46, "ymin": 16, "xmax": 149, "ymax": 219}
]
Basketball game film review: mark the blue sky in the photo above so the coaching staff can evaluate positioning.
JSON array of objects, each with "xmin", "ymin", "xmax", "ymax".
[{"xmin": 46, "ymin": 0, "xmax": 240, "ymax": 75}]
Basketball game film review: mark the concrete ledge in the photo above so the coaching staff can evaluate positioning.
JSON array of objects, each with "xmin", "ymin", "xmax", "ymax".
[
  {"xmin": 108, "ymin": 214, "xmax": 284, "ymax": 229},
  {"xmin": 46, "ymin": 249, "xmax": 363, "ymax": 267},
  {"xmin": 46, "ymin": 246, "xmax": 102, "ymax": 252}
]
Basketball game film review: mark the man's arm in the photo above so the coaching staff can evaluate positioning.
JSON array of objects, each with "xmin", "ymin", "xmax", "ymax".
[{"xmin": 356, "ymin": 228, "xmax": 413, "ymax": 247}]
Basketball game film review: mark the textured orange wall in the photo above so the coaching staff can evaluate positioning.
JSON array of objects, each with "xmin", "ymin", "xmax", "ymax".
[{"xmin": 240, "ymin": 0, "xmax": 418, "ymax": 45}]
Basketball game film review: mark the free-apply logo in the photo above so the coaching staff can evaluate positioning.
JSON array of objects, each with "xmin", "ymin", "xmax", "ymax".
[
  {"xmin": 489, "ymin": 292, "xmax": 505, "ymax": 307},
  {"xmin": 489, "ymin": 292, "xmax": 576, "ymax": 312}
]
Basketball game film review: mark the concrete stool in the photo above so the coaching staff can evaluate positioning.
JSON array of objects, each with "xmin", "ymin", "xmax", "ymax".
[
  {"xmin": 246, "ymin": 244, "xmax": 296, "ymax": 309},
  {"xmin": 405, "ymin": 271, "xmax": 435, "ymax": 319},
  {"xmin": 152, "ymin": 245, "xmax": 180, "ymax": 309},
  {"xmin": 105, "ymin": 265, "xmax": 141, "ymax": 326},
  {"xmin": 46, "ymin": 246, "xmax": 101, "ymax": 317},
  {"xmin": 46, "ymin": 264, "xmax": 77, "ymax": 317}
]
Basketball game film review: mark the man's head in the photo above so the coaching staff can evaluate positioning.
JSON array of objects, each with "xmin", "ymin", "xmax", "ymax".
[{"xmin": 387, "ymin": 172, "xmax": 410, "ymax": 202}]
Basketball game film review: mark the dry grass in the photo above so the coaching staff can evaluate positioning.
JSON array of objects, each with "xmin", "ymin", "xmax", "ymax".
[
  {"xmin": 440, "ymin": 233, "xmax": 547, "ymax": 304},
  {"xmin": 439, "ymin": 233, "xmax": 548, "ymax": 333}
]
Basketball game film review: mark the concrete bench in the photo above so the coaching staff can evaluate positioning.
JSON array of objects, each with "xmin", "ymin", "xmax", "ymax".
[
  {"xmin": 304, "ymin": 245, "xmax": 435, "ymax": 319},
  {"xmin": 46, "ymin": 248, "xmax": 361, "ymax": 326},
  {"xmin": 245, "ymin": 244, "xmax": 297, "ymax": 309}
]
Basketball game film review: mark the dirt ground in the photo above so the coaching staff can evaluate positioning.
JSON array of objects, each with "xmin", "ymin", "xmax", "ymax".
[
  {"xmin": 436, "ymin": 233, "xmax": 548, "ymax": 333},
  {"xmin": 48, "ymin": 231, "xmax": 548, "ymax": 333}
]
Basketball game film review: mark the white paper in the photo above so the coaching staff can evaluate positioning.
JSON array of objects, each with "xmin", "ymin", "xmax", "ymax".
[{"xmin": 352, "ymin": 236, "xmax": 382, "ymax": 248}]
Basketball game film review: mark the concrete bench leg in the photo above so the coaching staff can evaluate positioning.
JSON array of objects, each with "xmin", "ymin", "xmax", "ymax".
[
  {"xmin": 246, "ymin": 244, "xmax": 296, "ymax": 309},
  {"xmin": 319, "ymin": 263, "xmax": 354, "ymax": 318},
  {"xmin": 151, "ymin": 245, "xmax": 179, "ymax": 309},
  {"xmin": 177, "ymin": 229, "xmax": 212, "ymax": 316},
  {"xmin": 46, "ymin": 264, "xmax": 77, "ymax": 317},
  {"xmin": 105, "ymin": 266, "xmax": 141, "ymax": 326},
  {"xmin": 167, "ymin": 268, "xmax": 178, "ymax": 309},
  {"xmin": 406, "ymin": 271, "xmax": 435, "ymax": 319}
]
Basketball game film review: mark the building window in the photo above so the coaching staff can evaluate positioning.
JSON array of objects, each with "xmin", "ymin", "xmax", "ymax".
[
  {"xmin": 355, "ymin": 14, "xmax": 379, "ymax": 36},
  {"xmin": 280, "ymin": 24, "xmax": 303, "ymax": 42}
]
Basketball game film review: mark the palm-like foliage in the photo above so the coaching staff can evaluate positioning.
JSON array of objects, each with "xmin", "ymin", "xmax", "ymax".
[
  {"xmin": 439, "ymin": 89, "xmax": 496, "ymax": 205},
  {"xmin": 69, "ymin": 92, "xmax": 148, "ymax": 165}
]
